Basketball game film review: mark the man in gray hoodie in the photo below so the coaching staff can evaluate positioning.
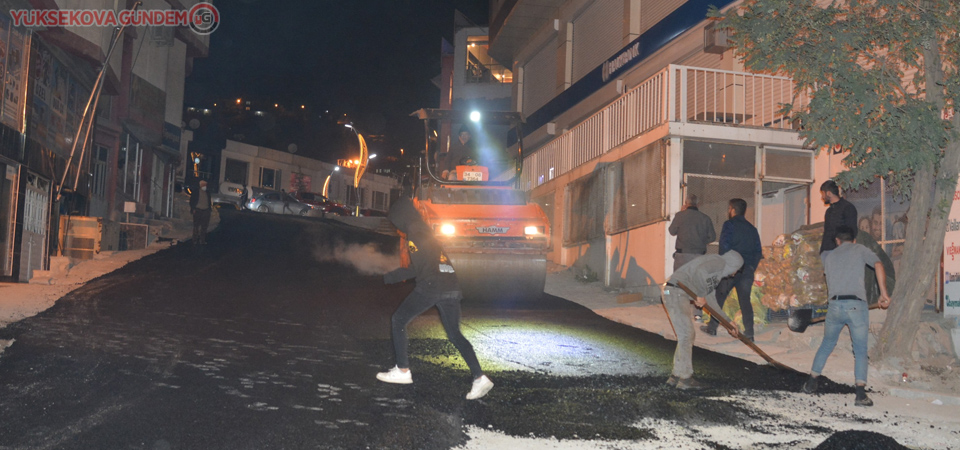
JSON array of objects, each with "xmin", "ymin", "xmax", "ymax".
[{"xmin": 661, "ymin": 251, "xmax": 743, "ymax": 389}]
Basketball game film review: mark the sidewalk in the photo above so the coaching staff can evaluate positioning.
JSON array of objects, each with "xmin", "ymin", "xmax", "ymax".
[{"xmin": 543, "ymin": 264, "xmax": 960, "ymax": 412}]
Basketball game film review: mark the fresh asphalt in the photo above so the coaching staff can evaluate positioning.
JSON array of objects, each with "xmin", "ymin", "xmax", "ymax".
[{"xmin": 0, "ymin": 210, "xmax": 855, "ymax": 449}]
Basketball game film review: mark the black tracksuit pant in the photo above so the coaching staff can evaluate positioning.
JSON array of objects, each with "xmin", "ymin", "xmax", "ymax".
[{"xmin": 390, "ymin": 288, "xmax": 482, "ymax": 378}]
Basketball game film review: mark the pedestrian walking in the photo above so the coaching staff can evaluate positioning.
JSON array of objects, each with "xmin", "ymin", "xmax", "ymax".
[
  {"xmin": 377, "ymin": 197, "xmax": 494, "ymax": 400},
  {"xmin": 701, "ymin": 198, "xmax": 763, "ymax": 341},
  {"xmin": 668, "ymin": 194, "xmax": 716, "ymax": 270},
  {"xmin": 802, "ymin": 226, "xmax": 891, "ymax": 406},
  {"xmin": 661, "ymin": 251, "xmax": 743, "ymax": 389},
  {"xmin": 819, "ymin": 180, "xmax": 858, "ymax": 254},
  {"xmin": 189, "ymin": 180, "xmax": 212, "ymax": 245}
]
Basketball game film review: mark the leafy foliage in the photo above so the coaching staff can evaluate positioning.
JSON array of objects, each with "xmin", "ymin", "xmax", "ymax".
[{"xmin": 710, "ymin": 0, "xmax": 960, "ymax": 199}]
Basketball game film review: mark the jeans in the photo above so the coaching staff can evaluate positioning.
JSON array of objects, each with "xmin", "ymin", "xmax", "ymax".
[
  {"xmin": 390, "ymin": 289, "xmax": 483, "ymax": 378},
  {"xmin": 810, "ymin": 299, "xmax": 870, "ymax": 385},
  {"xmin": 661, "ymin": 286, "xmax": 731, "ymax": 379}
]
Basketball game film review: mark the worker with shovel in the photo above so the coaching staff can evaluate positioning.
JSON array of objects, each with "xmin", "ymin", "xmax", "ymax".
[
  {"xmin": 802, "ymin": 225, "xmax": 891, "ymax": 407},
  {"xmin": 661, "ymin": 251, "xmax": 743, "ymax": 389}
]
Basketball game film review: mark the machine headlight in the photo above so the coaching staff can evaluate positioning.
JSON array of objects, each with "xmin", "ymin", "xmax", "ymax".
[
  {"xmin": 440, "ymin": 224, "xmax": 456, "ymax": 236},
  {"xmin": 524, "ymin": 226, "xmax": 541, "ymax": 235}
]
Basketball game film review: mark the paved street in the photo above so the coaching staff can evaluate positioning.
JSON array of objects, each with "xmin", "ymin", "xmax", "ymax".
[{"xmin": 0, "ymin": 211, "xmax": 835, "ymax": 449}]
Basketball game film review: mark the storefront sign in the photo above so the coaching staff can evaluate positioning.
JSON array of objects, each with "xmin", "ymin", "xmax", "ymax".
[{"xmin": 943, "ymin": 179, "xmax": 960, "ymax": 317}]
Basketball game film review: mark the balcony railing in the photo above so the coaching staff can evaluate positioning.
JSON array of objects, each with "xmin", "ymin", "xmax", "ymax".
[{"xmin": 523, "ymin": 65, "xmax": 805, "ymax": 189}]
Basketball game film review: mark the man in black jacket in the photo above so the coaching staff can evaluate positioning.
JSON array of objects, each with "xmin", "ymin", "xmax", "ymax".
[
  {"xmin": 189, "ymin": 180, "xmax": 212, "ymax": 245},
  {"xmin": 376, "ymin": 197, "xmax": 494, "ymax": 400},
  {"xmin": 820, "ymin": 180, "xmax": 858, "ymax": 253}
]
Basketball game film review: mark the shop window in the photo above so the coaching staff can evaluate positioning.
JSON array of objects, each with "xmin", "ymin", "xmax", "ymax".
[
  {"xmin": 224, "ymin": 158, "xmax": 248, "ymax": 185},
  {"xmin": 683, "ymin": 140, "xmax": 756, "ymax": 178},
  {"xmin": 564, "ymin": 170, "xmax": 605, "ymax": 246},
  {"xmin": 609, "ymin": 141, "xmax": 666, "ymax": 234},
  {"xmin": 259, "ymin": 167, "xmax": 280, "ymax": 189}
]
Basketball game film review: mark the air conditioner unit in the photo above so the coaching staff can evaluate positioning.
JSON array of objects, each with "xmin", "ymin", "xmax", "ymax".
[{"xmin": 704, "ymin": 22, "xmax": 730, "ymax": 54}]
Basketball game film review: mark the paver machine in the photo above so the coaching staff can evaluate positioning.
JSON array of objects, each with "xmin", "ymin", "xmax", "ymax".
[{"xmin": 405, "ymin": 108, "xmax": 550, "ymax": 303}]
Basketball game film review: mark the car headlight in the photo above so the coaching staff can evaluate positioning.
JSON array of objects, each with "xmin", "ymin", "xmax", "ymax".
[
  {"xmin": 524, "ymin": 226, "xmax": 542, "ymax": 235},
  {"xmin": 440, "ymin": 224, "xmax": 456, "ymax": 236}
]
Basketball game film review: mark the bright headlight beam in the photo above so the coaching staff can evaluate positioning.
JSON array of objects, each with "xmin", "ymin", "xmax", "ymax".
[
  {"xmin": 524, "ymin": 226, "xmax": 540, "ymax": 235},
  {"xmin": 440, "ymin": 224, "xmax": 456, "ymax": 236},
  {"xmin": 469, "ymin": 111, "xmax": 481, "ymax": 123}
]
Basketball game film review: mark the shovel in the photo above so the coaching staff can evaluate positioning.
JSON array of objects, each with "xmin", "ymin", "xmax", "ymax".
[
  {"xmin": 674, "ymin": 282, "xmax": 798, "ymax": 372},
  {"xmin": 788, "ymin": 303, "xmax": 880, "ymax": 333}
]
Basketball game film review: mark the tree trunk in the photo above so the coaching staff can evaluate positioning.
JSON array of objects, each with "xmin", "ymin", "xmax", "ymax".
[{"xmin": 874, "ymin": 43, "xmax": 960, "ymax": 367}]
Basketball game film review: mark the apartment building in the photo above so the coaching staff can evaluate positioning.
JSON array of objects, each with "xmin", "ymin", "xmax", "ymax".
[
  {"xmin": 486, "ymin": 0, "xmax": 865, "ymax": 299},
  {"xmin": 0, "ymin": 0, "xmax": 210, "ymax": 282}
]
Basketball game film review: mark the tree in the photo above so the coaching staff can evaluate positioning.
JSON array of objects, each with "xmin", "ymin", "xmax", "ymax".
[{"xmin": 712, "ymin": 0, "xmax": 960, "ymax": 369}]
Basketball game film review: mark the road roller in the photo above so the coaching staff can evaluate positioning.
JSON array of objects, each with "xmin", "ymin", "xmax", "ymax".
[{"xmin": 402, "ymin": 108, "xmax": 550, "ymax": 303}]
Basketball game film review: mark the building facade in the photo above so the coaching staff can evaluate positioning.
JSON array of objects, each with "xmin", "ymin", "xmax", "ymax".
[
  {"xmin": 219, "ymin": 139, "xmax": 398, "ymax": 215},
  {"xmin": 0, "ymin": 0, "xmax": 209, "ymax": 282},
  {"xmin": 487, "ymin": 0, "xmax": 872, "ymax": 301}
]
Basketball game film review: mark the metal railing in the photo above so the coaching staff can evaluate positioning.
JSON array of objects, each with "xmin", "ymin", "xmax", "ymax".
[{"xmin": 523, "ymin": 65, "xmax": 805, "ymax": 189}]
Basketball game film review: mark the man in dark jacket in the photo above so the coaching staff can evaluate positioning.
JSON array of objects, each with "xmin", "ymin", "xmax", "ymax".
[
  {"xmin": 702, "ymin": 198, "xmax": 763, "ymax": 341},
  {"xmin": 376, "ymin": 197, "xmax": 494, "ymax": 400},
  {"xmin": 189, "ymin": 180, "xmax": 212, "ymax": 245},
  {"xmin": 820, "ymin": 179, "xmax": 858, "ymax": 253},
  {"xmin": 669, "ymin": 194, "xmax": 716, "ymax": 270}
]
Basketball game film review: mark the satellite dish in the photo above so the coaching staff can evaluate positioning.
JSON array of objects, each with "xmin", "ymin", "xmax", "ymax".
[
  {"xmin": 189, "ymin": 118, "xmax": 201, "ymax": 129},
  {"xmin": 288, "ymin": 143, "xmax": 298, "ymax": 154}
]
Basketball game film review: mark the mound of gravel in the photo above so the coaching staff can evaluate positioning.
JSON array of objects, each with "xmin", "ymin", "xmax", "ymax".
[{"xmin": 814, "ymin": 430, "xmax": 908, "ymax": 450}]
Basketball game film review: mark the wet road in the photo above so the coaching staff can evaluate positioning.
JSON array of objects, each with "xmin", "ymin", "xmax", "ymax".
[{"xmin": 0, "ymin": 210, "xmax": 851, "ymax": 449}]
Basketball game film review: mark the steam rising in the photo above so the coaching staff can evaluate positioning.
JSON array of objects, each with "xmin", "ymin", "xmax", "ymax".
[{"xmin": 312, "ymin": 239, "xmax": 400, "ymax": 275}]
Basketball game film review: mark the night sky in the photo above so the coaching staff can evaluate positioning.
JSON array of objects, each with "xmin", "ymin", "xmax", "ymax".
[{"xmin": 184, "ymin": 0, "xmax": 488, "ymax": 161}]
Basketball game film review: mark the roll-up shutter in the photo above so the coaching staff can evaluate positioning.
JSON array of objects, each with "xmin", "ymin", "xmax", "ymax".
[
  {"xmin": 572, "ymin": 0, "xmax": 624, "ymax": 83},
  {"xmin": 642, "ymin": 0, "xmax": 686, "ymax": 34},
  {"xmin": 522, "ymin": 40, "xmax": 558, "ymax": 116}
]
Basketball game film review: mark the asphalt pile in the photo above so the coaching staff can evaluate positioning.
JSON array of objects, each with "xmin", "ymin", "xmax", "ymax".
[{"xmin": 814, "ymin": 430, "xmax": 908, "ymax": 450}]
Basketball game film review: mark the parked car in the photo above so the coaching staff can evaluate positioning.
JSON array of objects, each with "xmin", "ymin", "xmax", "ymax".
[
  {"xmin": 211, "ymin": 181, "xmax": 245, "ymax": 209},
  {"xmin": 246, "ymin": 189, "xmax": 314, "ymax": 216},
  {"xmin": 294, "ymin": 191, "xmax": 352, "ymax": 216}
]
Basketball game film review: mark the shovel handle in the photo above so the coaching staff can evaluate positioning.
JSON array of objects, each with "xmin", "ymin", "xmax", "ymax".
[{"xmin": 672, "ymin": 281, "xmax": 798, "ymax": 373}]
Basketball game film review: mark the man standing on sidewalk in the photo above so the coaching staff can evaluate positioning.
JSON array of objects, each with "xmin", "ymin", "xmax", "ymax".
[
  {"xmin": 702, "ymin": 198, "xmax": 763, "ymax": 341},
  {"xmin": 802, "ymin": 225, "xmax": 891, "ymax": 407},
  {"xmin": 661, "ymin": 251, "xmax": 743, "ymax": 389},
  {"xmin": 189, "ymin": 180, "xmax": 212, "ymax": 245},
  {"xmin": 820, "ymin": 180, "xmax": 858, "ymax": 254},
  {"xmin": 669, "ymin": 194, "xmax": 716, "ymax": 270}
]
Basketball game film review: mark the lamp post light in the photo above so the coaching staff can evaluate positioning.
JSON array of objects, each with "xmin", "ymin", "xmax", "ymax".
[
  {"xmin": 322, "ymin": 166, "xmax": 340, "ymax": 198},
  {"xmin": 344, "ymin": 124, "xmax": 369, "ymax": 216}
]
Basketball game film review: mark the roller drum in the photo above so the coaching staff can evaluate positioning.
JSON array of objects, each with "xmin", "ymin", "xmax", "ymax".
[{"xmin": 448, "ymin": 252, "xmax": 546, "ymax": 304}]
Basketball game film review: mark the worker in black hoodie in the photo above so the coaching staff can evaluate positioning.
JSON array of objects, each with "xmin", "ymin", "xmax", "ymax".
[{"xmin": 376, "ymin": 197, "xmax": 494, "ymax": 400}]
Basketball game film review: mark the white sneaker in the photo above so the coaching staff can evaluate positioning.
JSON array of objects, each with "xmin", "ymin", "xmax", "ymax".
[
  {"xmin": 466, "ymin": 375, "xmax": 494, "ymax": 400},
  {"xmin": 376, "ymin": 366, "xmax": 412, "ymax": 384}
]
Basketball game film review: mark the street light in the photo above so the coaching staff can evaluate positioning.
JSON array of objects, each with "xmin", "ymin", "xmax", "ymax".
[
  {"xmin": 322, "ymin": 166, "xmax": 340, "ymax": 198},
  {"xmin": 344, "ymin": 124, "xmax": 369, "ymax": 216}
]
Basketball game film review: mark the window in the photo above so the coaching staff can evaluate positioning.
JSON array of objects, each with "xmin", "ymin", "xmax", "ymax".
[
  {"xmin": 91, "ymin": 146, "xmax": 108, "ymax": 199},
  {"xmin": 564, "ymin": 170, "xmax": 605, "ymax": 246},
  {"xmin": 224, "ymin": 158, "xmax": 248, "ymax": 185},
  {"xmin": 683, "ymin": 140, "xmax": 756, "ymax": 178},
  {"xmin": 372, "ymin": 191, "xmax": 388, "ymax": 211},
  {"xmin": 466, "ymin": 37, "xmax": 512, "ymax": 84},
  {"xmin": 609, "ymin": 141, "xmax": 666, "ymax": 233},
  {"xmin": 259, "ymin": 167, "xmax": 280, "ymax": 189}
]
